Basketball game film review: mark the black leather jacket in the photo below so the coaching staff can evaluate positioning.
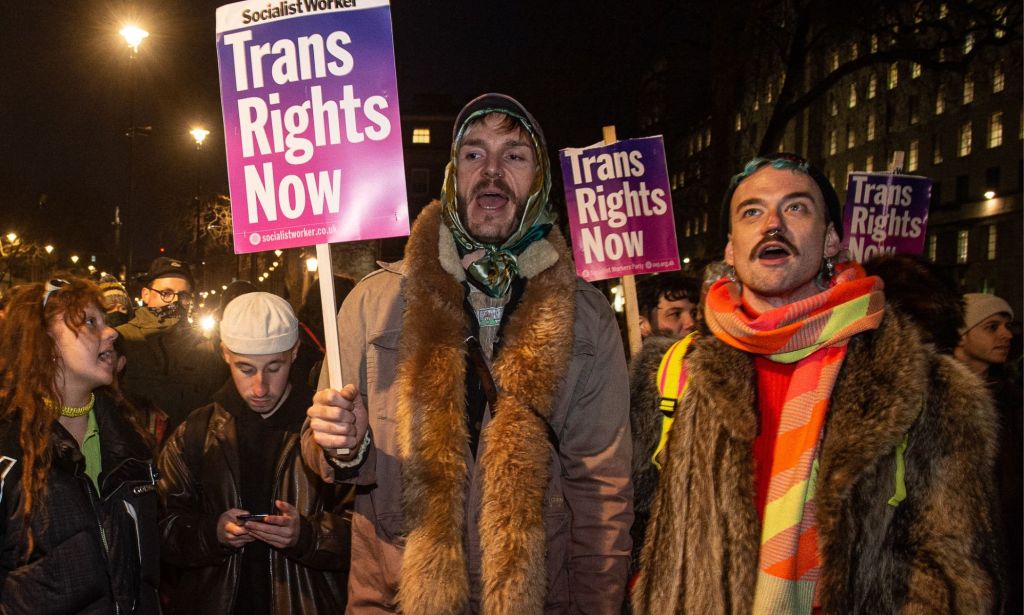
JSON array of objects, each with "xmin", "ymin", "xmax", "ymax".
[
  {"xmin": 157, "ymin": 382, "xmax": 350, "ymax": 614},
  {"xmin": 0, "ymin": 392, "xmax": 161, "ymax": 614}
]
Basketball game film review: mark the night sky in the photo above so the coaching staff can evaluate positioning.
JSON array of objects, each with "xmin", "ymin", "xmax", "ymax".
[{"xmin": 0, "ymin": 1, "xmax": 709, "ymax": 270}]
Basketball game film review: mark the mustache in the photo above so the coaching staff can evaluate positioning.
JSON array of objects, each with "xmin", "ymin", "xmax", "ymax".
[
  {"xmin": 469, "ymin": 177, "xmax": 514, "ymax": 200},
  {"xmin": 749, "ymin": 232, "xmax": 800, "ymax": 260}
]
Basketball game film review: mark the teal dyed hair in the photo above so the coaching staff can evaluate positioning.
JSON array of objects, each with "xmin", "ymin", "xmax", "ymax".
[{"xmin": 719, "ymin": 153, "xmax": 842, "ymax": 241}]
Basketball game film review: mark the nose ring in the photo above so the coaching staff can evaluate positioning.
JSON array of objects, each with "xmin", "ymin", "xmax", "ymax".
[{"xmin": 766, "ymin": 229, "xmax": 781, "ymax": 238}]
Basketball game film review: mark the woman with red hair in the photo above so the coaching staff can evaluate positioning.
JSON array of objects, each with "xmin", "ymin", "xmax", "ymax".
[{"xmin": 0, "ymin": 277, "xmax": 159, "ymax": 613}]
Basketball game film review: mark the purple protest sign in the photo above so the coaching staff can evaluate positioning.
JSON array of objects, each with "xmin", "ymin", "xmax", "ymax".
[
  {"xmin": 559, "ymin": 136, "xmax": 680, "ymax": 282},
  {"xmin": 216, "ymin": 0, "xmax": 408, "ymax": 254},
  {"xmin": 842, "ymin": 172, "xmax": 932, "ymax": 261}
]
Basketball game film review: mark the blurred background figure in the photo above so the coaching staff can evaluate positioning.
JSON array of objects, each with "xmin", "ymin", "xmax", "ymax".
[
  {"xmin": 636, "ymin": 272, "xmax": 700, "ymax": 340},
  {"xmin": 294, "ymin": 275, "xmax": 355, "ymax": 388},
  {"xmin": 0, "ymin": 277, "xmax": 159, "ymax": 613},
  {"xmin": 98, "ymin": 273, "xmax": 134, "ymax": 328},
  {"xmin": 863, "ymin": 254, "xmax": 963, "ymax": 354},
  {"xmin": 955, "ymin": 292, "xmax": 1021, "ymax": 613},
  {"xmin": 117, "ymin": 257, "xmax": 227, "ymax": 445}
]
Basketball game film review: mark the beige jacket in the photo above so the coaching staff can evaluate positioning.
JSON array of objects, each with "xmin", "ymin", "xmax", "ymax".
[{"xmin": 302, "ymin": 202, "xmax": 633, "ymax": 614}]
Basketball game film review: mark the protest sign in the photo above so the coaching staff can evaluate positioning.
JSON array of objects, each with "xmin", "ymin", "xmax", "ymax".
[
  {"xmin": 842, "ymin": 172, "xmax": 932, "ymax": 260},
  {"xmin": 216, "ymin": 0, "xmax": 408, "ymax": 255},
  {"xmin": 559, "ymin": 136, "xmax": 680, "ymax": 282}
]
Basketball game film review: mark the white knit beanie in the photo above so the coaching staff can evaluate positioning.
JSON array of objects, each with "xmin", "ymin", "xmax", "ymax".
[
  {"xmin": 220, "ymin": 292, "xmax": 298, "ymax": 354},
  {"xmin": 961, "ymin": 293, "xmax": 1014, "ymax": 334}
]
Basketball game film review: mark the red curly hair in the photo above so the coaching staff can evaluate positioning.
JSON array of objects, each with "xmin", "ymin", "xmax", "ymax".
[{"xmin": 0, "ymin": 276, "xmax": 106, "ymax": 555}]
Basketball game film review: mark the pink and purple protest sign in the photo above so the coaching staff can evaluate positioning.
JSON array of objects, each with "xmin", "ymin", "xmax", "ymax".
[
  {"xmin": 842, "ymin": 171, "xmax": 932, "ymax": 261},
  {"xmin": 216, "ymin": 0, "xmax": 408, "ymax": 254},
  {"xmin": 559, "ymin": 136, "xmax": 680, "ymax": 282}
]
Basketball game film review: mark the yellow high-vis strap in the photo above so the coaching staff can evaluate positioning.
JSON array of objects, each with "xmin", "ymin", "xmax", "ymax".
[{"xmin": 652, "ymin": 332, "xmax": 697, "ymax": 469}]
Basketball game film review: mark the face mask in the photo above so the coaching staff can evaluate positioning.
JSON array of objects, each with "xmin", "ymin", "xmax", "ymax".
[
  {"xmin": 147, "ymin": 303, "xmax": 187, "ymax": 323},
  {"xmin": 104, "ymin": 311, "xmax": 130, "ymax": 328}
]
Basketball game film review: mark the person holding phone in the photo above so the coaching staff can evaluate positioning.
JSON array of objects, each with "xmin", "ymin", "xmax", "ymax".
[{"xmin": 157, "ymin": 292, "xmax": 350, "ymax": 614}]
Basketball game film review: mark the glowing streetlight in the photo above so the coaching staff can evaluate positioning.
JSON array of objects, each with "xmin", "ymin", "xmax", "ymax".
[
  {"xmin": 119, "ymin": 25, "xmax": 149, "ymax": 53},
  {"xmin": 274, "ymin": 249, "xmax": 283, "ymax": 257},
  {"xmin": 70, "ymin": 255, "xmax": 80, "ymax": 264},
  {"xmin": 190, "ymin": 127, "xmax": 210, "ymax": 146},
  {"xmin": 984, "ymin": 190, "xmax": 996, "ymax": 199},
  {"xmin": 305, "ymin": 257, "xmax": 318, "ymax": 272},
  {"xmin": 5, "ymin": 232, "xmax": 17, "ymax": 243},
  {"xmin": 44, "ymin": 244, "xmax": 54, "ymax": 254}
]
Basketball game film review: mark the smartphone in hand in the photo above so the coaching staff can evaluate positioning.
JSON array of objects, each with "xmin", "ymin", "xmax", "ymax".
[{"xmin": 236, "ymin": 513, "xmax": 269, "ymax": 522}]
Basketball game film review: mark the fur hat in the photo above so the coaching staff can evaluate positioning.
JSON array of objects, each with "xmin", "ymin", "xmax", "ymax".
[
  {"xmin": 961, "ymin": 293, "xmax": 1014, "ymax": 334},
  {"xmin": 220, "ymin": 292, "xmax": 297, "ymax": 355}
]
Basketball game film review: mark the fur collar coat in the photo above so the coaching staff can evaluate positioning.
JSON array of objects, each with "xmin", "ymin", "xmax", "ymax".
[{"xmin": 632, "ymin": 312, "xmax": 1001, "ymax": 614}]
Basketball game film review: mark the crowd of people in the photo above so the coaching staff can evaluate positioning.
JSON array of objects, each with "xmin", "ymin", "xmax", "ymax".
[{"xmin": 0, "ymin": 93, "xmax": 1018, "ymax": 614}]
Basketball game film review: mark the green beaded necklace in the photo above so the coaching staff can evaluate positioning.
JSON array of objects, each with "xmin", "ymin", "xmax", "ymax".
[{"xmin": 57, "ymin": 393, "xmax": 95, "ymax": 418}]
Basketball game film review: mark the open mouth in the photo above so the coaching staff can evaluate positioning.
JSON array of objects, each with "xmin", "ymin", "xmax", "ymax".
[
  {"xmin": 474, "ymin": 191, "xmax": 510, "ymax": 210},
  {"xmin": 756, "ymin": 242, "xmax": 793, "ymax": 261}
]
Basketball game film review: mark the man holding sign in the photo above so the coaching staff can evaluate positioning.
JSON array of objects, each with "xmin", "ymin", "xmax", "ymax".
[
  {"xmin": 633, "ymin": 154, "xmax": 1000, "ymax": 614},
  {"xmin": 303, "ymin": 93, "xmax": 632, "ymax": 614}
]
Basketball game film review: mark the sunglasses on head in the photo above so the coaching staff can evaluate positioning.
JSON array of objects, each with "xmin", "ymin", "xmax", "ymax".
[{"xmin": 42, "ymin": 279, "xmax": 70, "ymax": 307}]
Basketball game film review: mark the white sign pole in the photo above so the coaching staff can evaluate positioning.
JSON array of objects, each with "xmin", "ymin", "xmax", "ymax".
[{"xmin": 315, "ymin": 242, "xmax": 348, "ymax": 454}]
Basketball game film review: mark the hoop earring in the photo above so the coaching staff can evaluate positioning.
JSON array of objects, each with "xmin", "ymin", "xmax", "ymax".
[{"xmin": 816, "ymin": 256, "xmax": 837, "ymax": 289}]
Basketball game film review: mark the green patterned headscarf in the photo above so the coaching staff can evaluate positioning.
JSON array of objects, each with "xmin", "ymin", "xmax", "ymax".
[{"xmin": 440, "ymin": 93, "xmax": 556, "ymax": 298}]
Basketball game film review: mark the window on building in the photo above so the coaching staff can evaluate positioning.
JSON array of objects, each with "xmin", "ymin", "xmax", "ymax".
[
  {"xmin": 871, "ymin": 34, "xmax": 879, "ymax": 53},
  {"xmin": 935, "ymin": 86, "xmax": 946, "ymax": 115},
  {"xmin": 963, "ymin": 75, "xmax": 974, "ymax": 104},
  {"xmin": 685, "ymin": 221, "xmax": 691, "ymax": 238},
  {"xmin": 829, "ymin": 94, "xmax": 838, "ymax": 117},
  {"xmin": 846, "ymin": 162, "xmax": 855, "ymax": 178},
  {"xmin": 766, "ymin": 82, "xmax": 774, "ymax": 103},
  {"xmin": 847, "ymin": 125, "xmax": 856, "ymax": 149},
  {"xmin": 849, "ymin": 42, "xmax": 859, "ymax": 59},
  {"xmin": 911, "ymin": 63, "xmax": 921, "ymax": 79},
  {"xmin": 829, "ymin": 129, "xmax": 838, "ymax": 155},
  {"xmin": 995, "ymin": 5, "xmax": 1008, "ymax": 38},
  {"xmin": 908, "ymin": 140, "xmax": 919, "ymax": 171},
  {"xmin": 680, "ymin": 171, "xmax": 686, "ymax": 187},
  {"xmin": 956, "ymin": 229, "xmax": 969, "ymax": 263},
  {"xmin": 753, "ymin": 97, "xmax": 759, "ymax": 112},
  {"xmin": 868, "ymin": 74, "xmax": 878, "ymax": 99},
  {"xmin": 939, "ymin": 3, "xmax": 948, "ymax": 19},
  {"xmin": 989, "ymin": 112, "xmax": 1003, "ymax": 148},
  {"xmin": 963, "ymin": 33, "xmax": 975, "ymax": 55},
  {"xmin": 829, "ymin": 48, "xmax": 839, "ymax": 71},
  {"xmin": 888, "ymin": 63, "xmax": 899, "ymax": 89},
  {"xmin": 705, "ymin": 128, "xmax": 712, "ymax": 147},
  {"xmin": 933, "ymin": 136, "xmax": 943, "ymax": 164},
  {"xmin": 959, "ymin": 122, "xmax": 972, "ymax": 157},
  {"xmin": 993, "ymin": 64, "xmax": 1005, "ymax": 92},
  {"xmin": 703, "ymin": 212, "xmax": 708, "ymax": 232},
  {"xmin": 866, "ymin": 155, "xmax": 874, "ymax": 172},
  {"xmin": 909, "ymin": 95, "xmax": 920, "ymax": 124},
  {"xmin": 986, "ymin": 225, "xmax": 997, "ymax": 260},
  {"xmin": 848, "ymin": 83, "xmax": 858, "ymax": 108},
  {"xmin": 927, "ymin": 234, "xmax": 937, "ymax": 261},
  {"xmin": 867, "ymin": 112, "xmax": 877, "ymax": 141},
  {"xmin": 735, "ymin": 113, "xmax": 743, "ymax": 132},
  {"xmin": 411, "ymin": 127, "xmax": 431, "ymax": 144}
]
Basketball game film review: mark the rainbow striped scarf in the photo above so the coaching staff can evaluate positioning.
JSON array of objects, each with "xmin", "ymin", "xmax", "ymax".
[{"xmin": 705, "ymin": 264, "xmax": 885, "ymax": 613}]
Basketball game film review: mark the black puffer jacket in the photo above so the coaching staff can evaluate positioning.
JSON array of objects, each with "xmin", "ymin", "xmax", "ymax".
[
  {"xmin": 157, "ymin": 381, "xmax": 350, "ymax": 615},
  {"xmin": 0, "ymin": 392, "xmax": 160, "ymax": 614}
]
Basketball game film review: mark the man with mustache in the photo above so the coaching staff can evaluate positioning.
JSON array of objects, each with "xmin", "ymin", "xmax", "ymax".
[
  {"xmin": 632, "ymin": 154, "xmax": 1001, "ymax": 614},
  {"xmin": 303, "ymin": 94, "xmax": 632, "ymax": 614}
]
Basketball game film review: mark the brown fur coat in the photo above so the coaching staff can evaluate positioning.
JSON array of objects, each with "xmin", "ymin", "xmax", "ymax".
[
  {"xmin": 339, "ymin": 202, "xmax": 631, "ymax": 615},
  {"xmin": 632, "ymin": 311, "xmax": 1001, "ymax": 614}
]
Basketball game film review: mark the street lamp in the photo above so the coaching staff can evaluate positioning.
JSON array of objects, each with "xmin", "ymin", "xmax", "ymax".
[
  {"xmin": 190, "ymin": 126, "xmax": 210, "ymax": 284},
  {"xmin": 44, "ymin": 244, "xmax": 54, "ymax": 254},
  {"xmin": 120, "ymin": 23, "xmax": 149, "ymax": 278},
  {"xmin": 119, "ymin": 25, "xmax": 149, "ymax": 52},
  {"xmin": 5, "ymin": 233, "xmax": 17, "ymax": 243},
  {"xmin": 70, "ymin": 255, "xmax": 80, "ymax": 265}
]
